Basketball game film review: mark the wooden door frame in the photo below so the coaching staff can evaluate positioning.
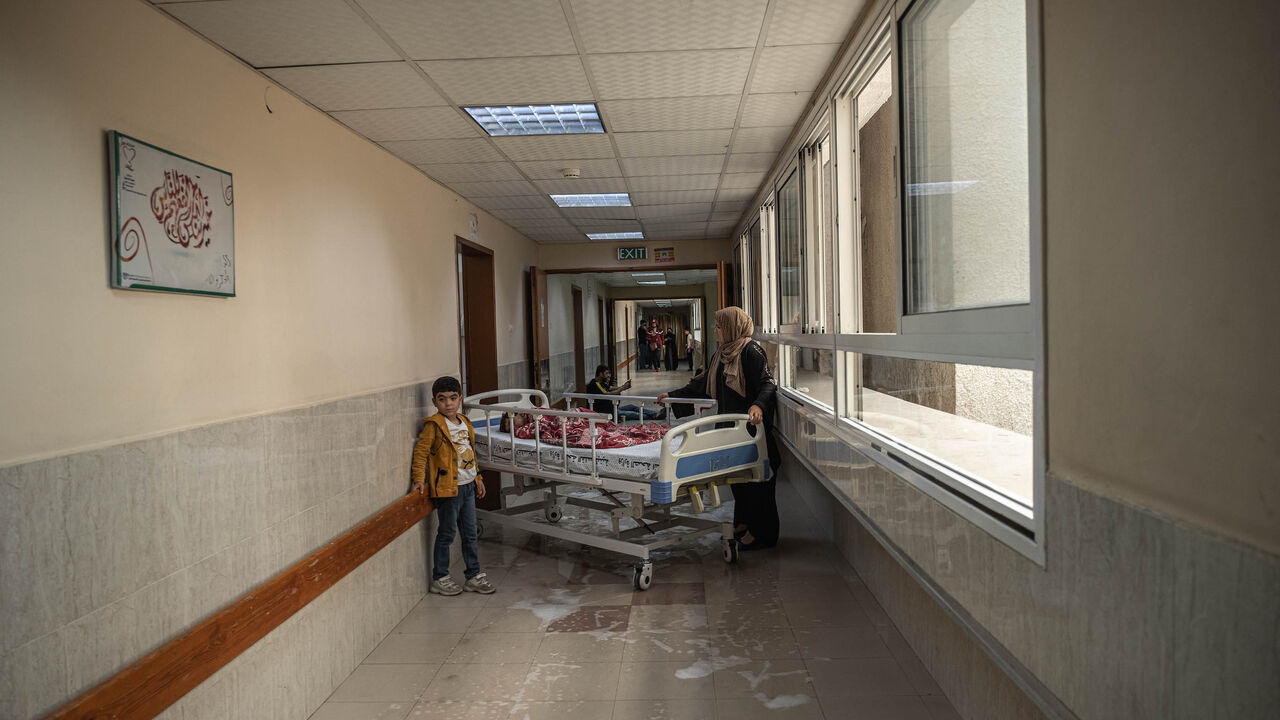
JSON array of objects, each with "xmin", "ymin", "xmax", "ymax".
[
  {"xmin": 571, "ymin": 285, "xmax": 586, "ymax": 392},
  {"xmin": 456, "ymin": 237, "xmax": 498, "ymax": 398}
]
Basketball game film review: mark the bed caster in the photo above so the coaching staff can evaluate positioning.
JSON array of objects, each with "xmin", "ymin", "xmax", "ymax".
[
  {"xmin": 544, "ymin": 505, "xmax": 563, "ymax": 523},
  {"xmin": 722, "ymin": 538, "xmax": 739, "ymax": 564},
  {"xmin": 633, "ymin": 561, "xmax": 654, "ymax": 591}
]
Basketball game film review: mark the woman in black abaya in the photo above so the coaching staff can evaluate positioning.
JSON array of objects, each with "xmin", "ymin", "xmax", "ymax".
[{"xmin": 658, "ymin": 306, "xmax": 781, "ymax": 549}]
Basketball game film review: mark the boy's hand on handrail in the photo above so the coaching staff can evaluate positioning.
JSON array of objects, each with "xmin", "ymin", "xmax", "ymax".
[{"xmin": 411, "ymin": 481, "xmax": 425, "ymax": 495}]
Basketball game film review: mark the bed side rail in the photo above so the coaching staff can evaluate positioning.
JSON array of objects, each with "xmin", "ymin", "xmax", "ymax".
[
  {"xmin": 561, "ymin": 392, "xmax": 715, "ymax": 423},
  {"xmin": 463, "ymin": 393, "xmax": 611, "ymax": 484}
]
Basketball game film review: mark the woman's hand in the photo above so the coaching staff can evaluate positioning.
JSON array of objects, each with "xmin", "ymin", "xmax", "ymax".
[
  {"xmin": 747, "ymin": 405, "xmax": 763, "ymax": 426},
  {"xmin": 656, "ymin": 392, "xmax": 669, "ymax": 404}
]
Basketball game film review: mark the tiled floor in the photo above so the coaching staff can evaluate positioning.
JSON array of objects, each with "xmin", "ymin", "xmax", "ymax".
[{"xmin": 309, "ymin": 476, "xmax": 961, "ymax": 720}]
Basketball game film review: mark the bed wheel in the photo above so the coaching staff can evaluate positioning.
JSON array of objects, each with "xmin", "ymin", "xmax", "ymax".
[
  {"xmin": 633, "ymin": 561, "xmax": 654, "ymax": 591},
  {"xmin": 545, "ymin": 505, "xmax": 563, "ymax": 523},
  {"xmin": 722, "ymin": 538, "xmax": 739, "ymax": 564}
]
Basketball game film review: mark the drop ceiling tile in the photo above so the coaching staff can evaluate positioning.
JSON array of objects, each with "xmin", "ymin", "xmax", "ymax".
[
  {"xmin": 644, "ymin": 220, "xmax": 709, "ymax": 231},
  {"xmin": 707, "ymin": 221, "xmax": 739, "ymax": 237},
  {"xmin": 726, "ymin": 152, "xmax": 778, "ymax": 173},
  {"xmin": 570, "ymin": 0, "xmax": 767, "ymax": 52},
  {"xmin": 646, "ymin": 227, "xmax": 709, "ymax": 241},
  {"xmin": 750, "ymin": 44, "xmax": 840, "ymax": 93},
  {"xmin": 418, "ymin": 162, "xmax": 525, "ymax": 183},
  {"xmin": 714, "ymin": 200, "xmax": 750, "ymax": 214},
  {"xmin": 731, "ymin": 126, "xmax": 793, "ymax": 154},
  {"xmin": 635, "ymin": 203, "xmax": 713, "ymax": 219},
  {"xmin": 419, "ymin": 56, "xmax": 591, "ymax": 105},
  {"xmin": 450, "ymin": 179, "xmax": 541, "ymax": 197},
  {"xmin": 490, "ymin": 134, "xmax": 615, "ymax": 162},
  {"xmin": 264, "ymin": 62, "xmax": 446, "ymax": 111},
  {"xmin": 720, "ymin": 172, "xmax": 768, "ymax": 189},
  {"xmin": 470, "ymin": 195, "xmax": 555, "ymax": 211},
  {"xmin": 742, "ymin": 92, "xmax": 814, "ymax": 128},
  {"xmin": 163, "ymin": 0, "xmax": 398, "ymax": 67},
  {"xmin": 613, "ymin": 130, "xmax": 733, "ymax": 158},
  {"xmin": 711, "ymin": 211, "xmax": 744, "ymax": 223},
  {"xmin": 590, "ymin": 49, "xmax": 753, "ymax": 100},
  {"xmin": 359, "ymin": 0, "xmax": 574, "ymax": 59},
  {"xmin": 516, "ymin": 159, "xmax": 622, "ymax": 180},
  {"xmin": 766, "ymin": 0, "xmax": 868, "ymax": 46},
  {"xmin": 599, "ymin": 96, "xmax": 740, "ymax": 133},
  {"xmin": 574, "ymin": 222, "xmax": 645, "ymax": 234},
  {"xmin": 381, "ymin": 138, "xmax": 505, "ymax": 164},
  {"xmin": 716, "ymin": 187, "xmax": 760, "ymax": 203},
  {"xmin": 509, "ymin": 218, "xmax": 578, "ymax": 229},
  {"xmin": 628, "ymin": 174, "xmax": 722, "ymax": 192},
  {"xmin": 632, "ymin": 190, "xmax": 717, "ymax": 206},
  {"xmin": 621, "ymin": 155, "xmax": 726, "ymax": 176},
  {"xmin": 558, "ymin": 207, "xmax": 639, "ymax": 220},
  {"xmin": 534, "ymin": 177, "xmax": 630, "ymax": 194},
  {"xmin": 330, "ymin": 107, "xmax": 479, "ymax": 141},
  {"xmin": 490, "ymin": 208, "xmax": 567, "ymax": 221},
  {"xmin": 530, "ymin": 231, "xmax": 590, "ymax": 243}
]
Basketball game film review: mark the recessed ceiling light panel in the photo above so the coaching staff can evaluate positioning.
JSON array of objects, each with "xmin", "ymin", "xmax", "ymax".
[
  {"xmin": 464, "ymin": 104, "xmax": 604, "ymax": 136},
  {"xmin": 587, "ymin": 231, "xmax": 644, "ymax": 240},
  {"xmin": 551, "ymin": 193, "xmax": 632, "ymax": 208}
]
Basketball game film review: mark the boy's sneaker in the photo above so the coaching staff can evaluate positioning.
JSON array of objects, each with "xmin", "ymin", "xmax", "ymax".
[
  {"xmin": 464, "ymin": 573, "xmax": 496, "ymax": 594},
  {"xmin": 430, "ymin": 576, "xmax": 463, "ymax": 596}
]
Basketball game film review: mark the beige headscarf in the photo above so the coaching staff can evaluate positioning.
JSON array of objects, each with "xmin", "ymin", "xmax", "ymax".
[{"xmin": 704, "ymin": 306, "xmax": 754, "ymax": 400}]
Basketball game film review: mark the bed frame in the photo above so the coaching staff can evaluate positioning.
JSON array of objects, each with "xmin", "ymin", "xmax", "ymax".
[{"xmin": 463, "ymin": 389, "xmax": 769, "ymax": 589}]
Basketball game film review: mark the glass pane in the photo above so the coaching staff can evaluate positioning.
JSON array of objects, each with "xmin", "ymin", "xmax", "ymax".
[
  {"xmin": 843, "ymin": 350, "xmax": 1032, "ymax": 505},
  {"xmin": 783, "ymin": 346, "xmax": 836, "ymax": 409},
  {"xmin": 902, "ymin": 0, "xmax": 1030, "ymax": 313},
  {"xmin": 857, "ymin": 57, "xmax": 898, "ymax": 333},
  {"xmin": 749, "ymin": 219, "xmax": 762, "ymax": 320},
  {"xmin": 776, "ymin": 170, "xmax": 802, "ymax": 325}
]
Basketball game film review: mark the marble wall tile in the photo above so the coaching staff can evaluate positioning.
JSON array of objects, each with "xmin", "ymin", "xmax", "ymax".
[
  {"xmin": 0, "ymin": 629, "xmax": 67, "ymax": 719},
  {"xmin": 0, "ymin": 456, "xmax": 78, "ymax": 654},
  {"xmin": 1172, "ymin": 525, "xmax": 1280, "ymax": 719},
  {"xmin": 3, "ymin": 383, "xmax": 433, "ymax": 718}
]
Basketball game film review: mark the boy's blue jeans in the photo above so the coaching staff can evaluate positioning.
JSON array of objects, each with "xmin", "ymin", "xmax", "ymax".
[{"xmin": 432, "ymin": 482, "xmax": 480, "ymax": 580}]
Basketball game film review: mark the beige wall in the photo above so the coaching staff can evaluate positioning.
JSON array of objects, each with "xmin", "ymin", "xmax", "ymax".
[
  {"xmin": 537, "ymin": 238, "xmax": 731, "ymax": 270},
  {"xmin": 1044, "ymin": 0, "xmax": 1280, "ymax": 554},
  {"xmin": 0, "ymin": 0, "xmax": 537, "ymax": 468}
]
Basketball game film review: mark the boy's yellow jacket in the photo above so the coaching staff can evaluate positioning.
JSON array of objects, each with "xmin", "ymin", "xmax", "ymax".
[{"xmin": 410, "ymin": 413, "xmax": 482, "ymax": 498}]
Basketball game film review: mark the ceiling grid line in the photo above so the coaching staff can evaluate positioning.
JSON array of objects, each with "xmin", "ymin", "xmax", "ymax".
[
  {"xmin": 556, "ymin": 0, "xmax": 644, "ymax": 244},
  {"xmin": 342, "ymin": 0, "xmax": 585, "ymax": 236},
  {"xmin": 708, "ymin": 0, "xmax": 781, "ymax": 233}
]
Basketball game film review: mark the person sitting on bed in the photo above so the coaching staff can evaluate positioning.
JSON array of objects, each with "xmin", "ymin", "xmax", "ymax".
[
  {"xmin": 410, "ymin": 376, "xmax": 497, "ymax": 596},
  {"xmin": 658, "ymin": 307, "xmax": 781, "ymax": 550},
  {"xmin": 588, "ymin": 365, "xmax": 664, "ymax": 422}
]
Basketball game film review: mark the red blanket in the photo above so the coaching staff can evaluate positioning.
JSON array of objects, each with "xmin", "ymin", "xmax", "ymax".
[{"xmin": 513, "ymin": 418, "xmax": 670, "ymax": 449}]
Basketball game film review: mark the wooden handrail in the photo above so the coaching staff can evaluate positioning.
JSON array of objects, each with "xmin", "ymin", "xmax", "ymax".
[{"xmin": 46, "ymin": 491, "xmax": 434, "ymax": 720}]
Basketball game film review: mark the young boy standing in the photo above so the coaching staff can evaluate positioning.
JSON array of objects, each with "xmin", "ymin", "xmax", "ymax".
[{"xmin": 411, "ymin": 376, "xmax": 496, "ymax": 596}]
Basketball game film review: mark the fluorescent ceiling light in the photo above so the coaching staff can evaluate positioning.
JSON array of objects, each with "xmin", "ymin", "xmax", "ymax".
[
  {"xmin": 631, "ymin": 272, "xmax": 664, "ymax": 279},
  {"xmin": 637, "ymin": 280, "xmax": 667, "ymax": 285},
  {"xmin": 551, "ymin": 193, "xmax": 631, "ymax": 207},
  {"xmin": 587, "ymin": 231, "xmax": 644, "ymax": 240},
  {"xmin": 464, "ymin": 104, "xmax": 604, "ymax": 136}
]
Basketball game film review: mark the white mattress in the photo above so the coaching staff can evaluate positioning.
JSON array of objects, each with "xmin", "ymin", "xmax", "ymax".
[{"xmin": 474, "ymin": 424, "xmax": 684, "ymax": 482}]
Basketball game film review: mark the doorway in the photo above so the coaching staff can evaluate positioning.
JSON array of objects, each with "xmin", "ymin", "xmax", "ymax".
[
  {"xmin": 571, "ymin": 286, "xmax": 586, "ymax": 392},
  {"xmin": 456, "ymin": 238, "xmax": 497, "ymax": 397}
]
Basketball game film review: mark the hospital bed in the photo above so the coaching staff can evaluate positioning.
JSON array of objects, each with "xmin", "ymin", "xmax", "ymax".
[{"xmin": 463, "ymin": 389, "xmax": 770, "ymax": 590}]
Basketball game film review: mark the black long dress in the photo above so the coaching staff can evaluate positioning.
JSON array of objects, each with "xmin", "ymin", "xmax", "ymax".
[
  {"xmin": 667, "ymin": 341, "xmax": 782, "ymax": 547},
  {"xmin": 663, "ymin": 330, "xmax": 677, "ymax": 370}
]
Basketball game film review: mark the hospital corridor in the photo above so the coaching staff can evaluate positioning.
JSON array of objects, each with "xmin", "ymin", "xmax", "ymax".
[{"xmin": 1, "ymin": 1, "xmax": 1277, "ymax": 719}]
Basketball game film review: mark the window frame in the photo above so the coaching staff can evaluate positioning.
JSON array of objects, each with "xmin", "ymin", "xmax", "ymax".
[{"xmin": 742, "ymin": 0, "xmax": 1045, "ymax": 563}]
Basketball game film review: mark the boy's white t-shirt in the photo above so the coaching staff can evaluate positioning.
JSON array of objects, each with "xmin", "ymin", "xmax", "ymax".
[{"xmin": 446, "ymin": 417, "xmax": 477, "ymax": 486}]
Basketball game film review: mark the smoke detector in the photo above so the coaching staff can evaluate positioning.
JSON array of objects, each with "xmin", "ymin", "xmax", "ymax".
[{"xmin": 561, "ymin": 167, "xmax": 581, "ymax": 178}]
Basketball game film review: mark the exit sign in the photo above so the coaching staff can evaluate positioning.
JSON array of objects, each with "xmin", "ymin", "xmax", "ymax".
[{"xmin": 617, "ymin": 246, "xmax": 647, "ymax": 261}]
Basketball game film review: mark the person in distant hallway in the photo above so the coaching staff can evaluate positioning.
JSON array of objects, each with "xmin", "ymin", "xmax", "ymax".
[
  {"xmin": 411, "ymin": 376, "xmax": 497, "ymax": 596},
  {"xmin": 636, "ymin": 319, "xmax": 649, "ymax": 370},
  {"xmin": 658, "ymin": 307, "xmax": 781, "ymax": 550},
  {"xmin": 663, "ymin": 327, "xmax": 677, "ymax": 370},
  {"xmin": 685, "ymin": 329, "xmax": 695, "ymax": 370},
  {"xmin": 646, "ymin": 318, "xmax": 664, "ymax": 373}
]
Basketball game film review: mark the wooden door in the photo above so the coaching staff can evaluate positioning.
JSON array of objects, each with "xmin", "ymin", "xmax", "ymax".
[{"xmin": 457, "ymin": 239, "xmax": 497, "ymax": 397}]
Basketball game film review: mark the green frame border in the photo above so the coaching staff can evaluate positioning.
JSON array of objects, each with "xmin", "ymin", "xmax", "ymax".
[{"xmin": 110, "ymin": 130, "xmax": 236, "ymax": 298}]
